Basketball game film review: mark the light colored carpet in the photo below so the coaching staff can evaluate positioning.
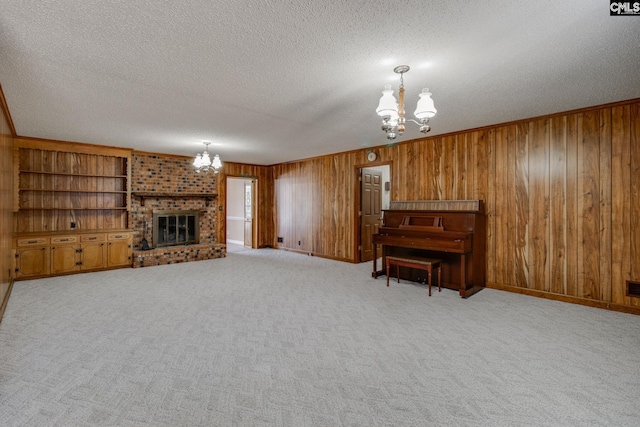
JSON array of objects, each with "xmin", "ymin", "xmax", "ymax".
[{"xmin": 1, "ymin": 248, "xmax": 639, "ymax": 426}]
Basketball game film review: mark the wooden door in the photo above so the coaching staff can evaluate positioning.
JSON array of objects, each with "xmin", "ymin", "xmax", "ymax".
[
  {"xmin": 15, "ymin": 247, "xmax": 49, "ymax": 278},
  {"xmin": 107, "ymin": 241, "xmax": 131, "ymax": 267},
  {"xmin": 360, "ymin": 168, "xmax": 382, "ymax": 262},
  {"xmin": 50, "ymin": 245, "xmax": 80, "ymax": 274},
  {"xmin": 81, "ymin": 242, "xmax": 106, "ymax": 270}
]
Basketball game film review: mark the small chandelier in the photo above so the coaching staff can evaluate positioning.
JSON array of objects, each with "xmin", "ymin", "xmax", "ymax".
[
  {"xmin": 193, "ymin": 142, "xmax": 222, "ymax": 174},
  {"xmin": 376, "ymin": 65, "xmax": 436, "ymax": 140}
]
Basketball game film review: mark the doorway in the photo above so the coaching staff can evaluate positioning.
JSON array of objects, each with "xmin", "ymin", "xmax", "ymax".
[
  {"xmin": 358, "ymin": 164, "xmax": 390, "ymax": 262},
  {"xmin": 226, "ymin": 177, "xmax": 256, "ymax": 248}
]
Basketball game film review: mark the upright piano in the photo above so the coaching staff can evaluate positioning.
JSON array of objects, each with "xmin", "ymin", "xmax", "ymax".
[{"xmin": 372, "ymin": 200, "xmax": 486, "ymax": 298}]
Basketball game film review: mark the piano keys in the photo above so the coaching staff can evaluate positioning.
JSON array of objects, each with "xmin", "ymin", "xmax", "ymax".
[{"xmin": 372, "ymin": 200, "xmax": 486, "ymax": 298}]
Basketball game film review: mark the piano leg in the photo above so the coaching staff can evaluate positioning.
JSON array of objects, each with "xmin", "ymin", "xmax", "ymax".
[
  {"xmin": 459, "ymin": 253, "xmax": 467, "ymax": 296},
  {"xmin": 457, "ymin": 253, "xmax": 482, "ymax": 298},
  {"xmin": 372, "ymin": 243, "xmax": 386, "ymax": 278}
]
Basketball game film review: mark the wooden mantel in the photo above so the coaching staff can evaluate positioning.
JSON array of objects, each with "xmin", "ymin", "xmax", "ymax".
[{"xmin": 132, "ymin": 192, "xmax": 218, "ymax": 207}]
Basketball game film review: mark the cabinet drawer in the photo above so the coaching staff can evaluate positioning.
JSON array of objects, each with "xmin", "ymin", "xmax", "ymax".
[
  {"xmin": 51, "ymin": 236, "xmax": 79, "ymax": 244},
  {"xmin": 17, "ymin": 237, "xmax": 49, "ymax": 246},
  {"xmin": 81, "ymin": 234, "xmax": 106, "ymax": 242},
  {"xmin": 108, "ymin": 232, "xmax": 131, "ymax": 241}
]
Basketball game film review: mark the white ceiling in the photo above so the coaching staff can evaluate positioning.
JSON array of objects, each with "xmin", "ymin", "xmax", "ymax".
[{"xmin": 1, "ymin": 1, "xmax": 639, "ymax": 165}]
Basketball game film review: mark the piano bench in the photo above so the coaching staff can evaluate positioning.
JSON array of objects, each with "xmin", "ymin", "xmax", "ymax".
[{"xmin": 385, "ymin": 255, "xmax": 442, "ymax": 296}]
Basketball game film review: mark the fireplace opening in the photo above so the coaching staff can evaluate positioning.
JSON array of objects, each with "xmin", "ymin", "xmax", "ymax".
[{"xmin": 152, "ymin": 210, "xmax": 200, "ymax": 248}]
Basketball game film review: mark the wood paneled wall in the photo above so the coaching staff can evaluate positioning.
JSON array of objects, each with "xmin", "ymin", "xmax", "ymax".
[
  {"xmin": 0, "ymin": 85, "xmax": 15, "ymax": 321},
  {"xmin": 273, "ymin": 99, "xmax": 640, "ymax": 311},
  {"xmin": 273, "ymin": 155, "xmax": 362, "ymax": 260},
  {"xmin": 217, "ymin": 162, "xmax": 274, "ymax": 248}
]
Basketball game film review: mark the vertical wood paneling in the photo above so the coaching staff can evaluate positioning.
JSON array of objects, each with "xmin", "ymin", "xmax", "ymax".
[
  {"xmin": 578, "ymin": 111, "xmax": 600, "ymax": 299},
  {"xmin": 472, "ymin": 130, "xmax": 489, "ymax": 205},
  {"xmin": 505, "ymin": 125, "xmax": 518, "ymax": 287},
  {"xmin": 456, "ymin": 135, "xmax": 468, "ymax": 200},
  {"xmin": 493, "ymin": 127, "xmax": 505, "ymax": 285},
  {"xmin": 529, "ymin": 119, "xmax": 550, "ymax": 291},
  {"xmin": 442, "ymin": 135, "xmax": 455, "ymax": 199},
  {"xmin": 565, "ymin": 114, "xmax": 579, "ymax": 297},
  {"xmin": 417, "ymin": 140, "xmax": 428, "ymax": 197},
  {"xmin": 610, "ymin": 105, "xmax": 631, "ymax": 305},
  {"xmin": 486, "ymin": 130, "xmax": 496, "ymax": 285},
  {"xmin": 550, "ymin": 116, "xmax": 567, "ymax": 294},
  {"xmin": 630, "ymin": 104, "xmax": 640, "ymax": 307},
  {"xmin": 599, "ymin": 110, "xmax": 612, "ymax": 301},
  {"xmin": 515, "ymin": 123, "xmax": 530, "ymax": 288}
]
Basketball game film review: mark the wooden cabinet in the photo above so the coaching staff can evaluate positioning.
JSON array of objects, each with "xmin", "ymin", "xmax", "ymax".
[
  {"xmin": 13, "ymin": 230, "xmax": 131, "ymax": 280},
  {"xmin": 14, "ymin": 236, "xmax": 50, "ymax": 279},
  {"xmin": 79, "ymin": 233, "xmax": 108, "ymax": 270},
  {"xmin": 107, "ymin": 232, "xmax": 132, "ymax": 267}
]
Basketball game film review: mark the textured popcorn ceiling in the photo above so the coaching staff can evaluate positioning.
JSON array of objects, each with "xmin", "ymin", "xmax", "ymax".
[{"xmin": 1, "ymin": 1, "xmax": 639, "ymax": 165}]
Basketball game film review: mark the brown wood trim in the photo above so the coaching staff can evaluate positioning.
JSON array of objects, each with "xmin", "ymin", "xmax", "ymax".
[
  {"xmin": 0, "ymin": 280, "xmax": 14, "ymax": 324},
  {"xmin": 0, "ymin": 84, "xmax": 17, "ymax": 137},
  {"xmin": 15, "ymin": 137, "xmax": 133, "ymax": 157},
  {"xmin": 14, "ymin": 228, "xmax": 131, "ymax": 237},
  {"xmin": 487, "ymin": 283, "xmax": 640, "ymax": 316},
  {"xmin": 132, "ymin": 191, "xmax": 217, "ymax": 207}
]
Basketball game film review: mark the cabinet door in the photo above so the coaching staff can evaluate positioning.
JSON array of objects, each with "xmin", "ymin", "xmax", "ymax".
[
  {"xmin": 81, "ymin": 242, "xmax": 107, "ymax": 270},
  {"xmin": 107, "ymin": 241, "xmax": 132, "ymax": 267},
  {"xmin": 15, "ymin": 247, "xmax": 49, "ymax": 278},
  {"xmin": 51, "ymin": 245, "xmax": 80, "ymax": 274}
]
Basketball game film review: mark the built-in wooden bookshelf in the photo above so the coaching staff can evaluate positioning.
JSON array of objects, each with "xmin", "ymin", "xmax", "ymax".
[{"xmin": 14, "ymin": 141, "xmax": 132, "ymax": 232}]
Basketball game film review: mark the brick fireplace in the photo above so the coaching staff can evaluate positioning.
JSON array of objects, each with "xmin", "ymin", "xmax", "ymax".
[{"xmin": 130, "ymin": 152, "xmax": 226, "ymax": 267}]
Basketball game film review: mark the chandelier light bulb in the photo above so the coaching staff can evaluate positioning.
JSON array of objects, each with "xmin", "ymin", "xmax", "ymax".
[
  {"xmin": 414, "ymin": 88, "xmax": 437, "ymax": 119},
  {"xmin": 376, "ymin": 85, "xmax": 398, "ymax": 118},
  {"xmin": 212, "ymin": 154, "xmax": 222, "ymax": 170},
  {"xmin": 193, "ymin": 153, "xmax": 203, "ymax": 167}
]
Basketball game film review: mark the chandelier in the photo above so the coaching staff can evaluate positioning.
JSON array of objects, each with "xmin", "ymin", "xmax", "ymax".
[
  {"xmin": 376, "ymin": 65, "xmax": 437, "ymax": 140},
  {"xmin": 193, "ymin": 142, "xmax": 222, "ymax": 174}
]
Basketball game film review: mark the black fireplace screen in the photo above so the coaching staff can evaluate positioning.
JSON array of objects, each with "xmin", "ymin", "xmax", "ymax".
[{"xmin": 152, "ymin": 210, "xmax": 200, "ymax": 248}]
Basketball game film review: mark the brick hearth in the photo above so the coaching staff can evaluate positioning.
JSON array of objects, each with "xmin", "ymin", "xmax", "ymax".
[{"xmin": 133, "ymin": 243, "xmax": 226, "ymax": 268}]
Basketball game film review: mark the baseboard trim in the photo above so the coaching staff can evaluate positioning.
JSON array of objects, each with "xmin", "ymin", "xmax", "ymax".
[
  {"xmin": 274, "ymin": 247, "xmax": 353, "ymax": 263},
  {"xmin": 487, "ymin": 283, "xmax": 640, "ymax": 316},
  {"xmin": 0, "ymin": 279, "xmax": 14, "ymax": 323}
]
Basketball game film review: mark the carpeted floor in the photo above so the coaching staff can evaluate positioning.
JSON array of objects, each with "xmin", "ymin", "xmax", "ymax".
[{"xmin": 1, "ymin": 248, "xmax": 639, "ymax": 426}]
